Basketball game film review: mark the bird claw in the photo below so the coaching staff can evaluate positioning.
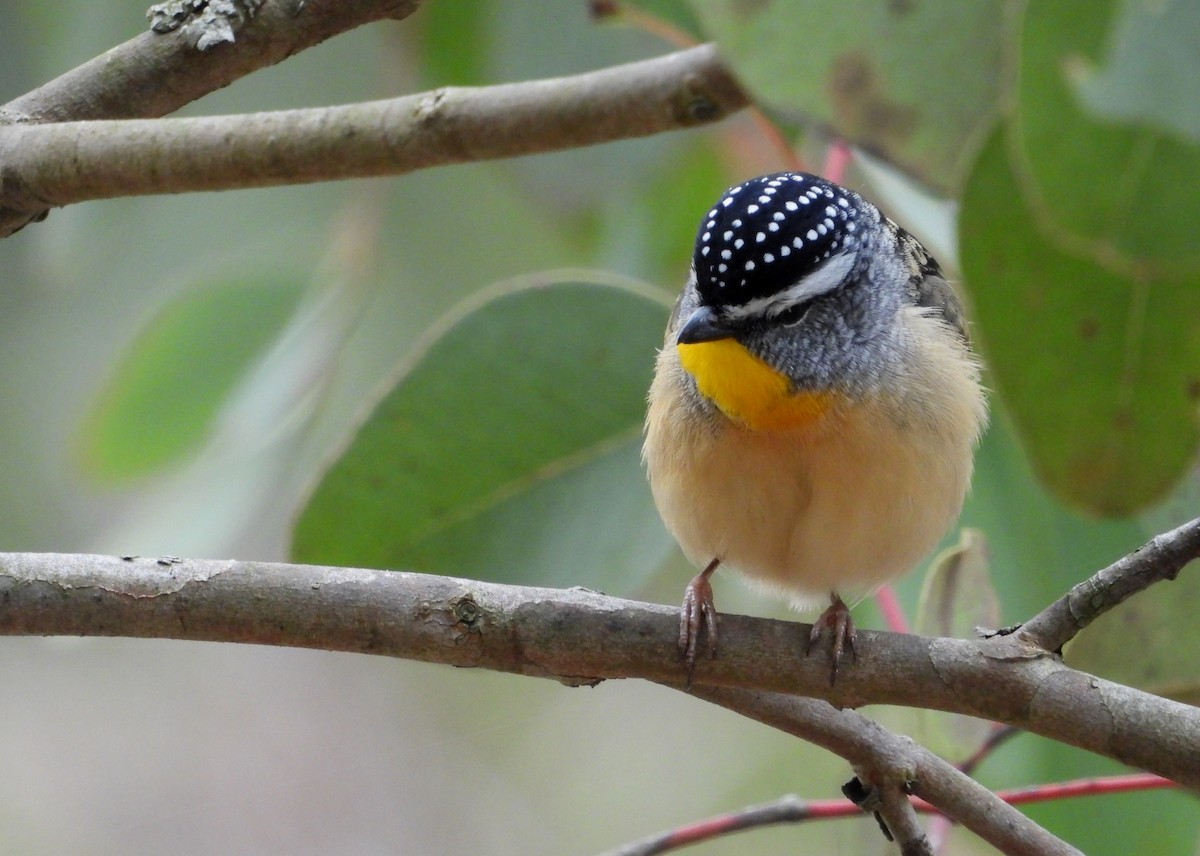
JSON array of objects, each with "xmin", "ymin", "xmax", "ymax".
[
  {"xmin": 679, "ymin": 559, "xmax": 720, "ymax": 686},
  {"xmin": 807, "ymin": 593, "xmax": 857, "ymax": 685}
]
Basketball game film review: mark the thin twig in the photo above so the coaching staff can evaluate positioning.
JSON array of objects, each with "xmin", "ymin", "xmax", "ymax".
[
  {"xmin": 596, "ymin": 794, "xmax": 853, "ymax": 856},
  {"xmin": 1020, "ymin": 516, "xmax": 1200, "ymax": 652},
  {"xmin": 593, "ymin": 1, "xmax": 699, "ymax": 50},
  {"xmin": 958, "ymin": 724, "xmax": 1021, "ymax": 776},
  {"xmin": 989, "ymin": 773, "xmax": 1176, "ymax": 806}
]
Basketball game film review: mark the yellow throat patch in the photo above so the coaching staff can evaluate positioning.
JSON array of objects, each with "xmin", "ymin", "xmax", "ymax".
[{"xmin": 677, "ymin": 338, "xmax": 832, "ymax": 431}]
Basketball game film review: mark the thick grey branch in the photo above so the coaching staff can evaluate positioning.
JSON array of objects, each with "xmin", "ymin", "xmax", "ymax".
[
  {"xmin": 0, "ymin": 45, "xmax": 747, "ymax": 238},
  {"xmin": 0, "ymin": 552, "xmax": 1195, "ymax": 791},
  {"xmin": 1020, "ymin": 516, "xmax": 1200, "ymax": 653}
]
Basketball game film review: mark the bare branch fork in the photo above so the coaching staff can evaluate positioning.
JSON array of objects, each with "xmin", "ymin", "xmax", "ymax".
[{"xmin": 1019, "ymin": 515, "xmax": 1200, "ymax": 652}]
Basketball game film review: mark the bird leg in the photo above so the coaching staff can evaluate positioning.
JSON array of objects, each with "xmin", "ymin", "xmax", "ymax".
[
  {"xmin": 679, "ymin": 557, "xmax": 721, "ymax": 685},
  {"xmin": 807, "ymin": 592, "xmax": 857, "ymax": 685}
]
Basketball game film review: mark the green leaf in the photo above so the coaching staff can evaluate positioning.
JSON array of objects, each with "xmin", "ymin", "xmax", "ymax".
[
  {"xmin": 916, "ymin": 529, "xmax": 999, "ymax": 640},
  {"xmin": 690, "ymin": 0, "xmax": 1007, "ymax": 191},
  {"xmin": 960, "ymin": 127, "xmax": 1200, "ymax": 515},
  {"xmin": 641, "ymin": 140, "xmax": 730, "ymax": 278},
  {"xmin": 290, "ymin": 273, "xmax": 677, "ymax": 592},
  {"xmin": 77, "ymin": 276, "xmax": 305, "ymax": 481},
  {"xmin": 416, "ymin": 0, "xmax": 491, "ymax": 86},
  {"xmin": 1015, "ymin": 0, "xmax": 1200, "ymax": 269}
]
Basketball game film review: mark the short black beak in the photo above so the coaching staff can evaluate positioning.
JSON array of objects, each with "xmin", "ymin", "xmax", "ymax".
[{"xmin": 677, "ymin": 306, "xmax": 739, "ymax": 344}]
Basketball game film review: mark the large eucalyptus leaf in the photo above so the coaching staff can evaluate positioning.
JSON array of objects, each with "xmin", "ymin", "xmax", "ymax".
[
  {"xmin": 291, "ymin": 273, "xmax": 676, "ymax": 592},
  {"xmin": 961, "ymin": 128, "xmax": 1200, "ymax": 515},
  {"xmin": 690, "ymin": 0, "xmax": 1007, "ymax": 192}
]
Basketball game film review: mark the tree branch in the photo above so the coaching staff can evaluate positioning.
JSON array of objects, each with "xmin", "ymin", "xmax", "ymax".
[
  {"xmin": 1018, "ymin": 516, "xmax": 1200, "ymax": 653},
  {"xmin": 0, "ymin": 44, "xmax": 747, "ymax": 238},
  {"xmin": 0, "ymin": 0, "xmax": 422, "ymax": 124},
  {"xmin": 875, "ymin": 784, "xmax": 932, "ymax": 856},
  {"xmin": 686, "ymin": 687, "xmax": 1080, "ymax": 856},
  {"xmin": 0, "ymin": 551, "xmax": 1195, "ymax": 790},
  {"xmin": 0, "ymin": 0, "xmax": 427, "ymax": 235}
]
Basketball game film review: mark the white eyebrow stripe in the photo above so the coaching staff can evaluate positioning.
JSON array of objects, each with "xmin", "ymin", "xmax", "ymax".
[{"xmin": 720, "ymin": 252, "xmax": 857, "ymax": 321}]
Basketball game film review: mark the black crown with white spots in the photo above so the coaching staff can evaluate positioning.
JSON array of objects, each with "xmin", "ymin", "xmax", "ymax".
[{"xmin": 693, "ymin": 172, "xmax": 865, "ymax": 307}]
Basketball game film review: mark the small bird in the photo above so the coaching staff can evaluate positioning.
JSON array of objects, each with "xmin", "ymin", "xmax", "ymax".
[{"xmin": 643, "ymin": 172, "xmax": 987, "ymax": 681}]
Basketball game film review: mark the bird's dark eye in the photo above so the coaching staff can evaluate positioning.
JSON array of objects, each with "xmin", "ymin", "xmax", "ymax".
[{"xmin": 775, "ymin": 300, "xmax": 813, "ymax": 327}]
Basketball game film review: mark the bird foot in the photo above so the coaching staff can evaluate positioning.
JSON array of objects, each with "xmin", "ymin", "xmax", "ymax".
[
  {"xmin": 807, "ymin": 593, "xmax": 857, "ymax": 685},
  {"xmin": 679, "ymin": 558, "xmax": 720, "ymax": 686}
]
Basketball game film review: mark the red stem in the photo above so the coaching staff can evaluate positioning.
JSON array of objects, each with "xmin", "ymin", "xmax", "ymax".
[
  {"xmin": 617, "ymin": 774, "xmax": 1177, "ymax": 855},
  {"xmin": 822, "ymin": 141, "xmax": 852, "ymax": 183},
  {"xmin": 873, "ymin": 584, "xmax": 911, "ymax": 634},
  {"xmin": 981, "ymin": 773, "xmax": 1175, "ymax": 807}
]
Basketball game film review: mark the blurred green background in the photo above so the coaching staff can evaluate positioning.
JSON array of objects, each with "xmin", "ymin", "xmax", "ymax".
[{"xmin": 0, "ymin": 1, "xmax": 1197, "ymax": 853}]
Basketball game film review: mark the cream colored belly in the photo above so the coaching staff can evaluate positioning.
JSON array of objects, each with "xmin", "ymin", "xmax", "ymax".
[{"xmin": 644, "ymin": 343, "xmax": 981, "ymax": 609}]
